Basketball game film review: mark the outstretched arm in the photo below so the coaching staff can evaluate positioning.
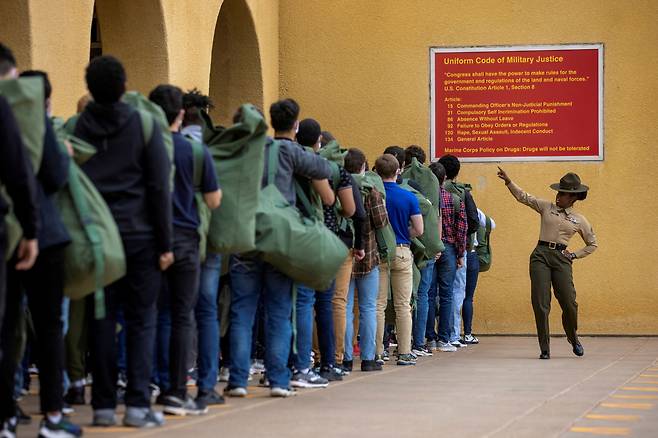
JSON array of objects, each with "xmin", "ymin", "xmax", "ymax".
[{"xmin": 497, "ymin": 166, "xmax": 549, "ymax": 214}]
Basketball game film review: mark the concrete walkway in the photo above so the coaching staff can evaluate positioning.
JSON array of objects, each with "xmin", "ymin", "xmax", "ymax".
[{"xmin": 17, "ymin": 337, "xmax": 658, "ymax": 437}]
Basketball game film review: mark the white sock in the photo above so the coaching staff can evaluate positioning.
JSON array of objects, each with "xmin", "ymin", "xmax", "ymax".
[{"xmin": 47, "ymin": 413, "xmax": 62, "ymax": 424}]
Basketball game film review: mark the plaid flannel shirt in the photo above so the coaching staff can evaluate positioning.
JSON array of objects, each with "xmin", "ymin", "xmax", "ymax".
[
  {"xmin": 440, "ymin": 187, "xmax": 468, "ymax": 256},
  {"xmin": 353, "ymin": 187, "xmax": 389, "ymax": 277}
]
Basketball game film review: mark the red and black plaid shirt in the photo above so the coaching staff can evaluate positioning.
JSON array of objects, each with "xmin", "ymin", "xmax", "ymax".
[
  {"xmin": 353, "ymin": 188, "xmax": 389, "ymax": 277},
  {"xmin": 440, "ymin": 187, "xmax": 468, "ymax": 256}
]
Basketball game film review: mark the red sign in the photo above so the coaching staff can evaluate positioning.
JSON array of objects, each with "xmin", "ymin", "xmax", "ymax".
[{"xmin": 430, "ymin": 45, "xmax": 603, "ymax": 161}]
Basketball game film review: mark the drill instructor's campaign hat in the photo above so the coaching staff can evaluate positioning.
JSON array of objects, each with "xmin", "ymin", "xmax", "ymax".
[{"xmin": 550, "ymin": 172, "xmax": 589, "ymax": 193}]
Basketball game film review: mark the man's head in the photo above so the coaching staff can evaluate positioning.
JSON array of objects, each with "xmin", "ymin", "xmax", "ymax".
[
  {"xmin": 183, "ymin": 88, "xmax": 214, "ymax": 127},
  {"xmin": 344, "ymin": 148, "xmax": 367, "ymax": 174},
  {"xmin": 85, "ymin": 56, "xmax": 126, "ymax": 104},
  {"xmin": 296, "ymin": 118, "xmax": 321, "ymax": 148},
  {"xmin": 375, "ymin": 153, "xmax": 400, "ymax": 181},
  {"xmin": 438, "ymin": 154, "xmax": 460, "ymax": 180},
  {"xmin": 320, "ymin": 130, "xmax": 335, "ymax": 148},
  {"xmin": 19, "ymin": 70, "xmax": 52, "ymax": 113},
  {"xmin": 429, "ymin": 161, "xmax": 447, "ymax": 185},
  {"xmin": 0, "ymin": 43, "xmax": 17, "ymax": 79},
  {"xmin": 384, "ymin": 145, "xmax": 405, "ymax": 169},
  {"xmin": 269, "ymin": 98, "xmax": 300, "ymax": 133},
  {"xmin": 404, "ymin": 145, "xmax": 426, "ymax": 165},
  {"xmin": 149, "ymin": 84, "xmax": 184, "ymax": 128}
]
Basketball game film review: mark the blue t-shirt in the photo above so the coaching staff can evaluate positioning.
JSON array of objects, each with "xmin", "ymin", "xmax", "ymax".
[
  {"xmin": 172, "ymin": 132, "xmax": 219, "ymax": 230},
  {"xmin": 383, "ymin": 181, "xmax": 421, "ymax": 245}
]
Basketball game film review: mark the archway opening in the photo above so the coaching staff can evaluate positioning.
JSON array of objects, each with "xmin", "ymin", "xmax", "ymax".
[{"xmin": 209, "ymin": 0, "xmax": 264, "ymax": 126}]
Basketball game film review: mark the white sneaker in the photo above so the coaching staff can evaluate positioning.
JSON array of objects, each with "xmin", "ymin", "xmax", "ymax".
[
  {"xmin": 463, "ymin": 334, "xmax": 479, "ymax": 344},
  {"xmin": 411, "ymin": 347, "xmax": 430, "ymax": 357},
  {"xmin": 223, "ymin": 386, "xmax": 247, "ymax": 398},
  {"xmin": 437, "ymin": 341, "xmax": 457, "ymax": 352},
  {"xmin": 270, "ymin": 387, "xmax": 296, "ymax": 398},
  {"xmin": 218, "ymin": 367, "xmax": 230, "ymax": 383},
  {"xmin": 451, "ymin": 340, "xmax": 467, "ymax": 348}
]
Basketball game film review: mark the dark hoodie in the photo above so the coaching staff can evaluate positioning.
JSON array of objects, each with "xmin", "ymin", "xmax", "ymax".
[{"xmin": 74, "ymin": 101, "xmax": 172, "ymax": 253}]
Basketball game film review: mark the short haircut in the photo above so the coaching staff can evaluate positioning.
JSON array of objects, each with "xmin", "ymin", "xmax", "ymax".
[
  {"xmin": 344, "ymin": 148, "xmax": 367, "ymax": 174},
  {"xmin": 149, "ymin": 84, "xmax": 183, "ymax": 125},
  {"xmin": 404, "ymin": 145, "xmax": 426, "ymax": 165},
  {"xmin": 269, "ymin": 98, "xmax": 299, "ymax": 132},
  {"xmin": 183, "ymin": 88, "xmax": 214, "ymax": 126},
  {"xmin": 320, "ymin": 130, "xmax": 335, "ymax": 147},
  {"xmin": 577, "ymin": 191, "xmax": 588, "ymax": 201},
  {"xmin": 375, "ymin": 154, "xmax": 399, "ymax": 179},
  {"xmin": 384, "ymin": 146, "xmax": 405, "ymax": 169},
  {"xmin": 429, "ymin": 161, "xmax": 447, "ymax": 184},
  {"xmin": 20, "ymin": 70, "xmax": 52, "ymax": 100},
  {"xmin": 296, "ymin": 118, "xmax": 321, "ymax": 147},
  {"xmin": 438, "ymin": 154, "xmax": 460, "ymax": 180},
  {"xmin": 0, "ymin": 43, "xmax": 16, "ymax": 76},
  {"xmin": 85, "ymin": 56, "xmax": 126, "ymax": 104}
]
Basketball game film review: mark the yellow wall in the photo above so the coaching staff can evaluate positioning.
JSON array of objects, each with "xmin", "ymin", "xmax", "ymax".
[{"xmin": 279, "ymin": 0, "xmax": 658, "ymax": 334}]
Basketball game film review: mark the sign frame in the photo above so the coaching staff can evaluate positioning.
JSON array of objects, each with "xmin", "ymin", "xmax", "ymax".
[{"xmin": 429, "ymin": 43, "xmax": 604, "ymax": 162}]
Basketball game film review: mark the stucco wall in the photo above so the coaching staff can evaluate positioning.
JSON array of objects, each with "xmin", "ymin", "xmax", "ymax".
[{"xmin": 279, "ymin": 0, "xmax": 658, "ymax": 334}]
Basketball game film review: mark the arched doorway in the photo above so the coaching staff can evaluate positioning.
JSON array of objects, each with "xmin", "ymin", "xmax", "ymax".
[{"xmin": 209, "ymin": 0, "xmax": 264, "ymax": 126}]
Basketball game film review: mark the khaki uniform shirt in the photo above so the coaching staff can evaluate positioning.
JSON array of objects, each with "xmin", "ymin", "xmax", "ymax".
[{"xmin": 507, "ymin": 182, "xmax": 598, "ymax": 259}]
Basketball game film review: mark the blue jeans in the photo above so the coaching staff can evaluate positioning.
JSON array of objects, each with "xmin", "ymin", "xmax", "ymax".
[
  {"xmin": 345, "ymin": 267, "xmax": 379, "ymax": 362},
  {"xmin": 450, "ymin": 251, "xmax": 467, "ymax": 342},
  {"xmin": 463, "ymin": 251, "xmax": 480, "ymax": 335},
  {"xmin": 229, "ymin": 256, "xmax": 292, "ymax": 389},
  {"xmin": 425, "ymin": 268, "xmax": 439, "ymax": 342},
  {"xmin": 412, "ymin": 260, "xmax": 435, "ymax": 349},
  {"xmin": 195, "ymin": 253, "xmax": 222, "ymax": 392},
  {"xmin": 315, "ymin": 282, "xmax": 336, "ymax": 367},
  {"xmin": 436, "ymin": 244, "xmax": 458, "ymax": 343},
  {"xmin": 293, "ymin": 284, "xmax": 316, "ymax": 371}
]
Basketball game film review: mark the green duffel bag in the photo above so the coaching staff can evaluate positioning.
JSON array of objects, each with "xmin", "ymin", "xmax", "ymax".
[
  {"xmin": 352, "ymin": 171, "xmax": 397, "ymax": 265},
  {"xmin": 53, "ymin": 128, "xmax": 126, "ymax": 319},
  {"xmin": 257, "ymin": 141, "xmax": 349, "ymax": 290},
  {"xmin": 400, "ymin": 179, "xmax": 444, "ymax": 260},
  {"xmin": 401, "ymin": 157, "xmax": 441, "ymax": 207},
  {"xmin": 476, "ymin": 215, "xmax": 494, "ymax": 272},
  {"xmin": 189, "ymin": 138, "xmax": 212, "ymax": 262},
  {"xmin": 201, "ymin": 105, "xmax": 267, "ymax": 254},
  {"xmin": 1, "ymin": 77, "xmax": 45, "ymax": 260}
]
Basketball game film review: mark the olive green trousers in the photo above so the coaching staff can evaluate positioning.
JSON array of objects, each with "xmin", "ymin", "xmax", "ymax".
[{"xmin": 529, "ymin": 245, "xmax": 579, "ymax": 353}]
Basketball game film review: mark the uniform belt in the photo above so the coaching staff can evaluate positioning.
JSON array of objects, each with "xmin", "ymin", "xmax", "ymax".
[
  {"xmin": 538, "ymin": 240, "xmax": 567, "ymax": 251},
  {"xmin": 396, "ymin": 244, "xmax": 410, "ymax": 248}
]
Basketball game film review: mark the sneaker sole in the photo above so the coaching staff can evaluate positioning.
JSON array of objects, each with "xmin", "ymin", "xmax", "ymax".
[
  {"xmin": 290, "ymin": 380, "xmax": 329, "ymax": 389},
  {"xmin": 225, "ymin": 389, "xmax": 247, "ymax": 398},
  {"xmin": 396, "ymin": 361, "xmax": 417, "ymax": 366}
]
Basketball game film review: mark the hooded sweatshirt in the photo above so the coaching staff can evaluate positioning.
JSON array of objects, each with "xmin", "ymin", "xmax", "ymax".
[{"xmin": 74, "ymin": 101, "xmax": 172, "ymax": 253}]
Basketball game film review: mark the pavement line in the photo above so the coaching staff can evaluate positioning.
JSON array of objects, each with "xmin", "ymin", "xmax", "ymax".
[
  {"xmin": 584, "ymin": 414, "xmax": 640, "ymax": 421},
  {"xmin": 569, "ymin": 426, "xmax": 630, "ymax": 436},
  {"xmin": 640, "ymin": 374, "xmax": 658, "ymax": 378},
  {"xmin": 482, "ymin": 349, "xmax": 631, "ymax": 438},
  {"xmin": 621, "ymin": 386, "xmax": 658, "ymax": 392},
  {"xmin": 600, "ymin": 402, "xmax": 653, "ymax": 410},
  {"xmin": 612, "ymin": 394, "xmax": 658, "ymax": 399},
  {"xmin": 633, "ymin": 380, "xmax": 658, "ymax": 384}
]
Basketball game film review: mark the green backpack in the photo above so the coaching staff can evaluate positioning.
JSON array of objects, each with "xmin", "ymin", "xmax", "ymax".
[
  {"xmin": 187, "ymin": 139, "xmax": 213, "ymax": 262},
  {"xmin": 257, "ymin": 141, "xmax": 349, "ymax": 290},
  {"xmin": 400, "ymin": 179, "xmax": 444, "ymax": 261},
  {"xmin": 53, "ymin": 125, "xmax": 126, "ymax": 319},
  {"xmin": 443, "ymin": 179, "xmax": 470, "ymax": 223},
  {"xmin": 200, "ymin": 104, "xmax": 267, "ymax": 254},
  {"xmin": 401, "ymin": 157, "xmax": 441, "ymax": 208},
  {"xmin": 1, "ymin": 77, "xmax": 45, "ymax": 260},
  {"xmin": 476, "ymin": 215, "xmax": 494, "ymax": 272},
  {"xmin": 351, "ymin": 171, "xmax": 396, "ymax": 265}
]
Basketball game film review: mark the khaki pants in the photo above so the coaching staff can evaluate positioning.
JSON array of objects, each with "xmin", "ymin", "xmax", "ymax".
[
  {"xmin": 529, "ymin": 245, "xmax": 579, "ymax": 353},
  {"xmin": 376, "ymin": 246, "xmax": 414, "ymax": 355},
  {"xmin": 332, "ymin": 251, "xmax": 354, "ymax": 364}
]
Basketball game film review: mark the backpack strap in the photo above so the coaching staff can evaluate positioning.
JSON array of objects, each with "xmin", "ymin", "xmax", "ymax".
[
  {"xmin": 190, "ymin": 140, "xmax": 206, "ymax": 190},
  {"xmin": 137, "ymin": 110, "xmax": 154, "ymax": 145},
  {"xmin": 67, "ymin": 163, "xmax": 106, "ymax": 320}
]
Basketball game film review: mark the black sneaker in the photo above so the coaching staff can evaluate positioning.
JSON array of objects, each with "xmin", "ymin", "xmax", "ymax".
[
  {"xmin": 341, "ymin": 360, "xmax": 353, "ymax": 374},
  {"xmin": 64, "ymin": 386, "xmax": 86, "ymax": 405},
  {"xmin": 382, "ymin": 350, "xmax": 390, "ymax": 362},
  {"xmin": 38, "ymin": 417, "xmax": 83, "ymax": 437},
  {"xmin": 397, "ymin": 354, "xmax": 417, "ymax": 366},
  {"xmin": 361, "ymin": 360, "xmax": 383, "ymax": 372},
  {"xmin": 162, "ymin": 395, "xmax": 208, "ymax": 416},
  {"xmin": 319, "ymin": 365, "xmax": 343, "ymax": 381},
  {"xmin": 196, "ymin": 389, "xmax": 225, "ymax": 408},
  {"xmin": 290, "ymin": 370, "xmax": 329, "ymax": 388}
]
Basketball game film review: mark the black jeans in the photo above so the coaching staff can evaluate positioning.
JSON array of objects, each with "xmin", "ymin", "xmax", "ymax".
[
  {"xmin": 88, "ymin": 238, "xmax": 162, "ymax": 410},
  {"xmin": 0, "ymin": 220, "xmax": 6, "ymax": 352},
  {"xmin": 0, "ymin": 246, "xmax": 66, "ymax": 418},
  {"xmin": 166, "ymin": 228, "xmax": 200, "ymax": 399}
]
